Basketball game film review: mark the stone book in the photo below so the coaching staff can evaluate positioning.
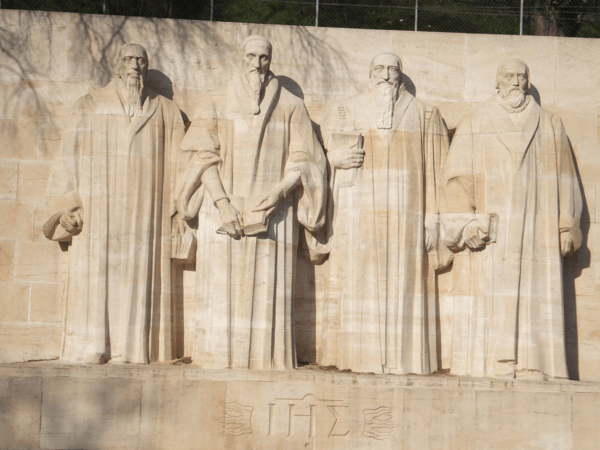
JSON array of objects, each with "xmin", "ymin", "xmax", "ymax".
[{"xmin": 216, "ymin": 194, "xmax": 269, "ymax": 236}]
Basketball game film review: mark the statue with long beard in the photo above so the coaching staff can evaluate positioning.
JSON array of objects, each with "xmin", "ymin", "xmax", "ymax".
[
  {"xmin": 43, "ymin": 43, "xmax": 184, "ymax": 365},
  {"xmin": 441, "ymin": 59, "xmax": 582, "ymax": 380},
  {"xmin": 316, "ymin": 53, "xmax": 449, "ymax": 375},
  {"xmin": 175, "ymin": 35, "xmax": 327, "ymax": 370}
]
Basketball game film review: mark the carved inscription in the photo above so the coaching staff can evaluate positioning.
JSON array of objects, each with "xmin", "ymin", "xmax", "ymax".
[
  {"xmin": 267, "ymin": 394, "xmax": 350, "ymax": 438},
  {"xmin": 216, "ymin": 402, "xmax": 254, "ymax": 436},
  {"xmin": 362, "ymin": 406, "xmax": 398, "ymax": 440},
  {"xmin": 225, "ymin": 394, "xmax": 396, "ymax": 441}
]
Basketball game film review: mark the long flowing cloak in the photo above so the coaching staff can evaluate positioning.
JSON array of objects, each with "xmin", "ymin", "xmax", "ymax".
[
  {"xmin": 176, "ymin": 73, "xmax": 327, "ymax": 370},
  {"xmin": 316, "ymin": 91, "xmax": 448, "ymax": 374},
  {"xmin": 43, "ymin": 78, "xmax": 184, "ymax": 364},
  {"xmin": 441, "ymin": 97, "xmax": 582, "ymax": 379}
]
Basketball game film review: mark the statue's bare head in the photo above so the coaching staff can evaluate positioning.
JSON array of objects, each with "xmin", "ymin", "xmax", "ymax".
[
  {"xmin": 115, "ymin": 43, "xmax": 148, "ymax": 117},
  {"xmin": 496, "ymin": 59, "xmax": 530, "ymax": 110},
  {"xmin": 369, "ymin": 53, "xmax": 403, "ymax": 129},
  {"xmin": 240, "ymin": 35, "xmax": 272, "ymax": 114},
  {"xmin": 116, "ymin": 43, "xmax": 149, "ymax": 81}
]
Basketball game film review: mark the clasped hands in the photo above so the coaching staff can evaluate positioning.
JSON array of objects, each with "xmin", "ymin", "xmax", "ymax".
[
  {"xmin": 216, "ymin": 186, "xmax": 284, "ymax": 239},
  {"xmin": 60, "ymin": 211, "xmax": 83, "ymax": 236},
  {"xmin": 462, "ymin": 222, "xmax": 574, "ymax": 256}
]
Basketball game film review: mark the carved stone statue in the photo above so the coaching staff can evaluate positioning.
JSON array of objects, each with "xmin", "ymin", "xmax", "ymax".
[
  {"xmin": 316, "ymin": 53, "xmax": 449, "ymax": 374},
  {"xmin": 43, "ymin": 43, "xmax": 184, "ymax": 364},
  {"xmin": 175, "ymin": 35, "xmax": 327, "ymax": 370},
  {"xmin": 441, "ymin": 59, "xmax": 582, "ymax": 380}
]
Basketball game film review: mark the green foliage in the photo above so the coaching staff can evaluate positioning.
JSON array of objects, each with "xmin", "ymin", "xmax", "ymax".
[{"xmin": 2, "ymin": 0, "xmax": 598, "ymax": 38}]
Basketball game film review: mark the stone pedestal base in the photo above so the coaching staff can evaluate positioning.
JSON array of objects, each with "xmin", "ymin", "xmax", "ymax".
[{"xmin": 1, "ymin": 362, "xmax": 599, "ymax": 449}]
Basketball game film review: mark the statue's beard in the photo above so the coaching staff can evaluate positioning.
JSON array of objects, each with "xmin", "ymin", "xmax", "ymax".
[
  {"xmin": 125, "ymin": 75, "xmax": 144, "ymax": 117},
  {"xmin": 497, "ymin": 88, "xmax": 528, "ymax": 112},
  {"xmin": 372, "ymin": 82, "xmax": 399, "ymax": 129},
  {"xmin": 246, "ymin": 70, "xmax": 265, "ymax": 115}
]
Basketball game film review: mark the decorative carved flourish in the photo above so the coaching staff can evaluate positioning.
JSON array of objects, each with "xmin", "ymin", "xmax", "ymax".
[
  {"xmin": 362, "ymin": 406, "xmax": 398, "ymax": 440},
  {"xmin": 216, "ymin": 402, "xmax": 254, "ymax": 436}
]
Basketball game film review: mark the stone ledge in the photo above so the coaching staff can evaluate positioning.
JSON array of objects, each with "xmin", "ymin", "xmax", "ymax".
[
  {"xmin": 1, "ymin": 363, "xmax": 599, "ymax": 449},
  {"xmin": 1, "ymin": 361, "xmax": 599, "ymax": 393}
]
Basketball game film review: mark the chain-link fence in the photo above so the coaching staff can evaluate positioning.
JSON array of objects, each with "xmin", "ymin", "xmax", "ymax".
[{"xmin": 2, "ymin": 0, "xmax": 599, "ymax": 38}]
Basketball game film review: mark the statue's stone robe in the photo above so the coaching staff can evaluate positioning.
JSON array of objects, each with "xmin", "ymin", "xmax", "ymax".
[
  {"xmin": 44, "ymin": 78, "xmax": 184, "ymax": 364},
  {"xmin": 317, "ymin": 91, "xmax": 448, "ymax": 374},
  {"xmin": 441, "ymin": 97, "xmax": 582, "ymax": 379},
  {"xmin": 176, "ymin": 73, "xmax": 327, "ymax": 370}
]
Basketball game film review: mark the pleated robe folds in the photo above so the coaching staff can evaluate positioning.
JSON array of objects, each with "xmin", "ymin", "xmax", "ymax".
[
  {"xmin": 43, "ymin": 78, "xmax": 184, "ymax": 364},
  {"xmin": 441, "ymin": 97, "xmax": 582, "ymax": 379},
  {"xmin": 317, "ymin": 91, "xmax": 448, "ymax": 374},
  {"xmin": 176, "ymin": 74, "xmax": 327, "ymax": 370}
]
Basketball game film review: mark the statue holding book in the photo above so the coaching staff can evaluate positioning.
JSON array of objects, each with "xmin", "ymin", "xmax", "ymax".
[
  {"xmin": 440, "ymin": 59, "xmax": 582, "ymax": 380},
  {"xmin": 175, "ymin": 35, "xmax": 327, "ymax": 370},
  {"xmin": 316, "ymin": 53, "xmax": 449, "ymax": 374}
]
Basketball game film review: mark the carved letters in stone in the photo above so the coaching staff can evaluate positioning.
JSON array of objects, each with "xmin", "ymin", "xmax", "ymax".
[{"xmin": 223, "ymin": 394, "xmax": 399, "ymax": 440}]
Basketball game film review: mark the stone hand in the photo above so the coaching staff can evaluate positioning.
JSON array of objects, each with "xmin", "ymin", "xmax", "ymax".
[
  {"xmin": 425, "ymin": 230, "xmax": 435, "ymax": 253},
  {"xmin": 60, "ymin": 211, "xmax": 83, "ymax": 236},
  {"xmin": 560, "ymin": 231, "xmax": 574, "ymax": 257},
  {"xmin": 329, "ymin": 148, "xmax": 365, "ymax": 170},
  {"xmin": 216, "ymin": 199, "xmax": 244, "ymax": 239},
  {"xmin": 172, "ymin": 213, "xmax": 186, "ymax": 238},
  {"xmin": 463, "ymin": 222, "xmax": 485, "ymax": 250},
  {"xmin": 254, "ymin": 187, "xmax": 284, "ymax": 218}
]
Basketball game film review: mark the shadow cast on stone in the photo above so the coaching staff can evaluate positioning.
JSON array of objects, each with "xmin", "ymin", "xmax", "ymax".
[
  {"xmin": 529, "ymin": 83, "xmax": 542, "ymax": 106},
  {"xmin": 562, "ymin": 138, "xmax": 591, "ymax": 381},
  {"xmin": 145, "ymin": 69, "xmax": 174, "ymax": 100},
  {"xmin": 402, "ymin": 72, "xmax": 417, "ymax": 97}
]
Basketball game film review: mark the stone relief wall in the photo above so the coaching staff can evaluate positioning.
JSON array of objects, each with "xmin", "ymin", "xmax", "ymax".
[{"xmin": 0, "ymin": 9, "xmax": 599, "ymax": 381}]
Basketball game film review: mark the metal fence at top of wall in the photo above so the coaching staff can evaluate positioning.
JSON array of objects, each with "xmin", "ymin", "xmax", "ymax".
[{"xmin": 2, "ymin": 0, "xmax": 600, "ymax": 38}]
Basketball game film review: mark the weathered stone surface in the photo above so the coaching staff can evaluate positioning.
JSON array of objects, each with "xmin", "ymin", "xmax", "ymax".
[
  {"xmin": 0, "ymin": 161, "xmax": 19, "ymax": 200},
  {"xmin": 13, "ymin": 240, "xmax": 67, "ymax": 283},
  {"xmin": 0, "ymin": 0, "xmax": 598, "ymax": 400},
  {"xmin": 0, "ymin": 377, "xmax": 42, "ymax": 449},
  {"xmin": 41, "ymin": 377, "xmax": 143, "ymax": 449},
  {"xmin": 17, "ymin": 161, "xmax": 51, "ymax": 200},
  {"xmin": 0, "ymin": 200, "xmax": 33, "ymax": 241},
  {"xmin": 0, "ymin": 364, "xmax": 599, "ymax": 449},
  {"xmin": 30, "ymin": 282, "xmax": 64, "ymax": 323},
  {"xmin": 0, "ymin": 241, "xmax": 15, "ymax": 281},
  {"xmin": 0, "ymin": 119, "xmax": 38, "ymax": 159},
  {"xmin": 0, "ymin": 323, "xmax": 61, "ymax": 364},
  {"xmin": 140, "ymin": 380, "xmax": 226, "ymax": 450},
  {"xmin": 0, "ymin": 281, "xmax": 29, "ymax": 322}
]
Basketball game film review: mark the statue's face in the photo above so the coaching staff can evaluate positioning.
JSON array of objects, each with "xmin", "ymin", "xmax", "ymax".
[
  {"xmin": 370, "ymin": 54, "xmax": 402, "ymax": 90},
  {"xmin": 498, "ymin": 62, "xmax": 528, "ymax": 97},
  {"xmin": 242, "ymin": 40, "xmax": 271, "ymax": 76},
  {"xmin": 117, "ymin": 45, "xmax": 148, "ymax": 80}
]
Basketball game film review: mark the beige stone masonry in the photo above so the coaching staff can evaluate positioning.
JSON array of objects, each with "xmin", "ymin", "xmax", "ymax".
[{"xmin": 0, "ymin": 364, "xmax": 599, "ymax": 449}]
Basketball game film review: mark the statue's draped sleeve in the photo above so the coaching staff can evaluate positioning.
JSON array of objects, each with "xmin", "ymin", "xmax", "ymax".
[
  {"xmin": 554, "ymin": 114, "xmax": 583, "ymax": 250},
  {"xmin": 175, "ymin": 95, "xmax": 221, "ymax": 221},
  {"xmin": 440, "ymin": 112, "xmax": 480, "ymax": 251},
  {"xmin": 285, "ymin": 97, "xmax": 328, "ymax": 263},
  {"xmin": 43, "ymin": 95, "xmax": 94, "ymax": 242},
  {"xmin": 422, "ymin": 104, "xmax": 451, "ymax": 268}
]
